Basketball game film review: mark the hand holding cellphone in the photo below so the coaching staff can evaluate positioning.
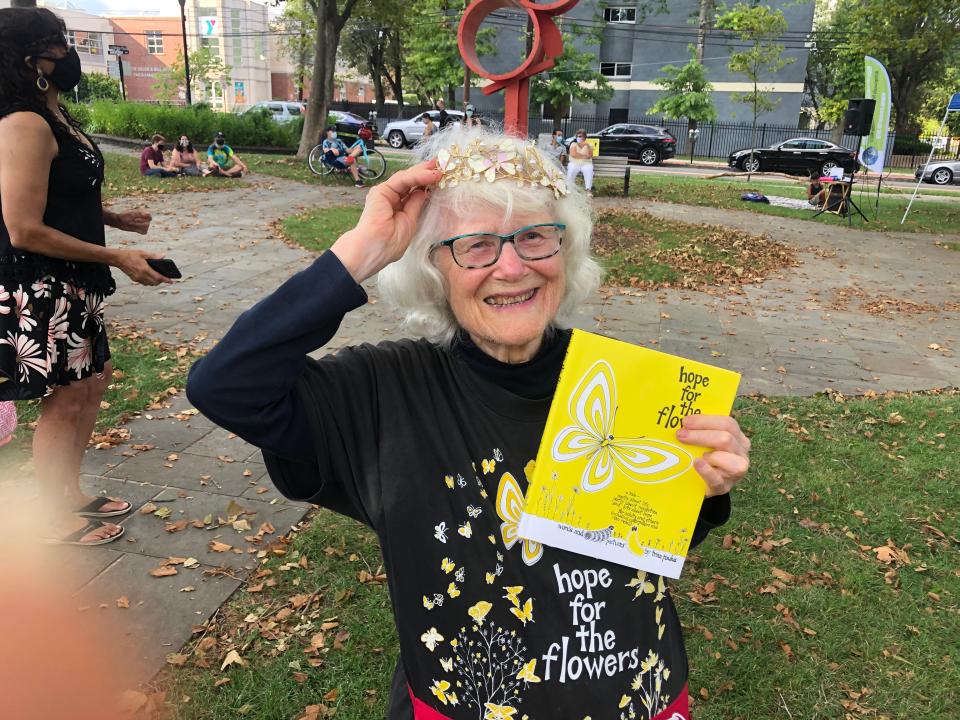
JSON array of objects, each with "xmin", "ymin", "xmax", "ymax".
[{"xmin": 146, "ymin": 258, "xmax": 182, "ymax": 279}]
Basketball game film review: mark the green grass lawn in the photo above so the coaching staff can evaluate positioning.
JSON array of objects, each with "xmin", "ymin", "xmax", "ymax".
[
  {"xmin": 10, "ymin": 329, "xmax": 194, "ymax": 440},
  {"xmin": 102, "ymin": 152, "xmax": 214, "ymax": 201},
  {"xmin": 155, "ymin": 390, "xmax": 959, "ymax": 720},
  {"xmin": 274, "ymin": 206, "xmax": 363, "ymax": 254},
  {"xmin": 593, "ymin": 173, "xmax": 960, "ymax": 235},
  {"xmin": 245, "ymin": 153, "xmax": 404, "ymax": 187}
]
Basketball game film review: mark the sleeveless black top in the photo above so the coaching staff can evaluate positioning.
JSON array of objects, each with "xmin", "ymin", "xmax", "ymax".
[{"xmin": 0, "ymin": 109, "xmax": 115, "ymax": 295}]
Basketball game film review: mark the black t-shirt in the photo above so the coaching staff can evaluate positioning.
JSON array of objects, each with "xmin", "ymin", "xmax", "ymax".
[{"xmin": 264, "ymin": 338, "xmax": 711, "ymax": 719}]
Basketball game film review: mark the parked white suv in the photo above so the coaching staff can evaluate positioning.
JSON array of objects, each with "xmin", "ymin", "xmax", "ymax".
[
  {"xmin": 383, "ymin": 110, "xmax": 465, "ymax": 148},
  {"xmin": 241, "ymin": 100, "xmax": 304, "ymax": 123}
]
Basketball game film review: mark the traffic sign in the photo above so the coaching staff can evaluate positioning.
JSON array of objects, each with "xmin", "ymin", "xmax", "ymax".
[{"xmin": 108, "ymin": 45, "xmax": 129, "ymax": 56}]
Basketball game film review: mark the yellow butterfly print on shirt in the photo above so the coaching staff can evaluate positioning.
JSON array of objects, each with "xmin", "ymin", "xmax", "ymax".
[
  {"xmin": 551, "ymin": 360, "xmax": 693, "ymax": 492},
  {"xmin": 447, "ymin": 581, "xmax": 461, "ymax": 598},
  {"xmin": 496, "ymin": 472, "xmax": 543, "ymax": 565},
  {"xmin": 483, "ymin": 702, "xmax": 517, "ymax": 720},
  {"xmin": 458, "ymin": 521, "xmax": 473, "ymax": 538},
  {"xmin": 468, "ymin": 600, "xmax": 492, "ymax": 624},
  {"xmin": 510, "ymin": 597, "xmax": 534, "ymax": 625},
  {"xmin": 516, "ymin": 658, "xmax": 541, "ymax": 683},
  {"xmin": 423, "ymin": 595, "xmax": 435, "ymax": 610},
  {"xmin": 485, "ymin": 572, "xmax": 496, "ymax": 584},
  {"xmin": 421, "ymin": 627, "xmax": 444, "ymax": 651},
  {"xmin": 441, "ymin": 557, "xmax": 455, "ymax": 574},
  {"xmin": 503, "ymin": 585, "xmax": 523, "ymax": 607},
  {"xmin": 444, "ymin": 475, "xmax": 455, "ymax": 489},
  {"xmin": 430, "ymin": 679, "xmax": 454, "ymax": 705},
  {"xmin": 440, "ymin": 656, "xmax": 454, "ymax": 673},
  {"xmin": 482, "ymin": 458, "xmax": 496, "ymax": 474}
]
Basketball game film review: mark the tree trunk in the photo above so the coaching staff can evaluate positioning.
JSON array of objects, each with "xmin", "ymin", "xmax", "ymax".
[
  {"xmin": 695, "ymin": 0, "xmax": 714, "ymax": 63},
  {"xmin": 298, "ymin": 12, "xmax": 337, "ymax": 158}
]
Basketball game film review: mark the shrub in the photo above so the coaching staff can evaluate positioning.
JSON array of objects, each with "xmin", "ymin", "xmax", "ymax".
[
  {"xmin": 892, "ymin": 136, "xmax": 933, "ymax": 156},
  {"xmin": 79, "ymin": 101, "xmax": 304, "ymax": 147}
]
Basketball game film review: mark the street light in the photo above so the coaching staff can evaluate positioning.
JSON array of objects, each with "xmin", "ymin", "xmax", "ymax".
[{"xmin": 177, "ymin": 0, "xmax": 192, "ymax": 105}]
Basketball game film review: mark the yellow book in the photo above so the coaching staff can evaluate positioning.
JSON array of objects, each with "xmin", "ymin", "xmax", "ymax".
[{"xmin": 518, "ymin": 329, "xmax": 740, "ymax": 578}]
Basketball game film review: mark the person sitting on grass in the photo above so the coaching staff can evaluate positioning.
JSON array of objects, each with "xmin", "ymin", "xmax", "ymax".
[
  {"xmin": 206, "ymin": 131, "xmax": 248, "ymax": 178},
  {"xmin": 170, "ymin": 135, "xmax": 202, "ymax": 176},
  {"xmin": 321, "ymin": 125, "xmax": 364, "ymax": 188},
  {"xmin": 807, "ymin": 171, "xmax": 826, "ymax": 207},
  {"xmin": 139, "ymin": 133, "xmax": 177, "ymax": 178}
]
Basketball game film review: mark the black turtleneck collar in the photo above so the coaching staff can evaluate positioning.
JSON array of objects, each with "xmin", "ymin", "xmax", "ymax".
[{"xmin": 453, "ymin": 327, "xmax": 571, "ymax": 400}]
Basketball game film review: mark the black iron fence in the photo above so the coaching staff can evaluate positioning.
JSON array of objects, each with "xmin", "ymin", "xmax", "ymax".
[{"xmin": 329, "ymin": 102, "xmax": 960, "ymax": 171}]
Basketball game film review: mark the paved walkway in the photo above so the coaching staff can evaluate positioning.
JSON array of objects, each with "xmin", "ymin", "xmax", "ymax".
[{"xmin": 2, "ymin": 169, "xmax": 957, "ymax": 692}]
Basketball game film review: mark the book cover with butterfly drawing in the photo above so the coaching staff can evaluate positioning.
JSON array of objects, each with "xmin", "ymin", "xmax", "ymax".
[{"xmin": 517, "ymin": 329, "xmax": 740, "ymax": 579}]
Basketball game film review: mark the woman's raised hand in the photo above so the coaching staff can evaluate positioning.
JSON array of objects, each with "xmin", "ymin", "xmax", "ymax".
[{"xmin": 331, "ymin": 160, "xmax": 442, "ymax": 284}]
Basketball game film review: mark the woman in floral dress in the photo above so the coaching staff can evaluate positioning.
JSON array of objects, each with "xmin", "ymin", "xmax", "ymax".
[{"xmin": 0, "ymin": 8, "xmax": 171, "ymax": 545}]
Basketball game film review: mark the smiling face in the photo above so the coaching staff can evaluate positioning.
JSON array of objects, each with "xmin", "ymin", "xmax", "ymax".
[{"xmin": 433, "ymin": 210, "xmax": 566, "ymax": 363}]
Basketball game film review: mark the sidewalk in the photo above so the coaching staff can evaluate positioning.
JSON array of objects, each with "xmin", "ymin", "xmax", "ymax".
[{"xmin": 3, "ymin": 172, "xmax": 957, "ymax": 692}]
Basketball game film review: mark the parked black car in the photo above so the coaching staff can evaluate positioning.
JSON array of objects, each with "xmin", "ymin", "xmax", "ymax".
[
  {"xmin": 327, "ymin": 110, "xmax": 380, "ymax": 143},
  {"xmin": 728, "ymin": 138, "xmax": 858, "ymax": 176},
  {"xmin": 568, "ymin": 124, "xmax": 677, "ymax": 165}
]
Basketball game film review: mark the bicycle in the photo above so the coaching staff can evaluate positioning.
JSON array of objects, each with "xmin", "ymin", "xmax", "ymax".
[{"xmin": 307, "ymin": 136, "xmax": 386, "ymax": 181}]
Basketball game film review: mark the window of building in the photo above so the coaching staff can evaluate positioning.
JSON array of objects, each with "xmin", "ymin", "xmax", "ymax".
[
  {"xmin": 73, "ymin": 31, "xmax": 102, "ymax": 55},
  {"xmin": 600, "ymin": 62, "xmax": 632, "ymax": 78},
  {"xmin": 200, "ymin": 36, "xmax": 220, "ymax": 56},
  {"xmin": 604, "ymin": 7, "xmax": 636, "ymax": 24},
  {"xmin": 231, "ymin": 9, "xmax": 242, "ymax": 63},
  {"xmin": 358, "ymin": 84, "xmax": 365, "ymax": 101},
  {"xmin": 146, "ymin": 31, "xmax": 164, "ymax": 54}
]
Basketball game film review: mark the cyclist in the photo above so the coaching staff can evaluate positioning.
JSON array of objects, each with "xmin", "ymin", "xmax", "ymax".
[{"xmin": 321, "ymin": 126, "xmax": 364, "ymax": 188}]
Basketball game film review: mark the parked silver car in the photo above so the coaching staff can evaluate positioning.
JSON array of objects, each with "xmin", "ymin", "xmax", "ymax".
[
  {"xmin": 240, "ymin": 100, "xmax": 304, "ymax": 123},
  {"xmin": 383, "ymin": 110, "xmax": 465, "ymax": 148},
  {"xmin": 915, "ymin": 158, "xmax": 960, "ymax": 185}
]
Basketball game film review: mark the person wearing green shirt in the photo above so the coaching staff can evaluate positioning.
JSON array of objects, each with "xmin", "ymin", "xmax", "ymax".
[{"xmin": 206, "ymin": 131, "xmax": 248, "ymax": 178}]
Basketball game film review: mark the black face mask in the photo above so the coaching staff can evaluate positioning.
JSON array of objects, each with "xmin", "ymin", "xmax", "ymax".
[
  {"xmin": 38, "ymin": 47, "xmax": 82, "ymax": 92},
  {"xmin": 157, "ymin": 143, "xmax": 165, "ymax": 152},
  {"xmin": 215, "ymin": 140, "xmax": 225, "ymax": 147}
]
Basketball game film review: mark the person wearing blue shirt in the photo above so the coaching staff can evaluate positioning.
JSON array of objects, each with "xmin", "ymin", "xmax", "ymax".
[
  {"xmin": 321, "ymin": 126, "xmax": 364, "ymax": 187},
  {"xmin": 206, "ymin": 131, "xmax": 247, "ymax": 178}
]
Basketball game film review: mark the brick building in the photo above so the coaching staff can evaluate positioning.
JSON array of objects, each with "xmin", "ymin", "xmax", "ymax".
[{"xmin": 108, "ymin": 17, "xmax": 184, "ymax": 103}]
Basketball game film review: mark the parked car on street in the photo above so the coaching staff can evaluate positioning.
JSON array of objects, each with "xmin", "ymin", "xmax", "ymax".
[
  {"xmin": 240, "ymin": 100, "xmax": 304, "ymax": 123},
  {"xmin": 566, "ymin": 124, "xmax": 677, "ymax": 165},
  {"xmin": 915, "ymin": 158, "xmax": 960, "ymax": 185},
  {"xmin": 327, "ymin": 110, "xmax": 380, "ymax": 143},
  {"xmin": 383, "ymin": 110, "xmax": 466, "ymax": 148},
  {"xmin": 728, "ymin": 138, "xmax": 858, "ymax": 176}
]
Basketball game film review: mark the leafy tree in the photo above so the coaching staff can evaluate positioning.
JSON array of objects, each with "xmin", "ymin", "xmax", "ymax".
[
  {"xmin": 404, "ymin": 0, "xmax": 493, "ymax": 106},
  {"xmin": 341, "ymin": 0, "xmax": 408, "ymax": 115},
  {"xmin": 530, "ymin": 34, "xmax": 614, "ymax": 127},
  {"xmin": 152, "ymin": 48, "xmax": 231, "ymax": 105},
  {"xmin": 71, "ymin": 72, "xmax": 121, "ymax": 102},
  {"xmin": 274, "ymin": 0, "xmax": 316, "ymax": 102},
  {"xmin": 648, "ymin": 56, "xmax": 716, "ymax": 160},
  {"xmin": 716, "ymin": 3, "xmax": 794, "ymax": 173},
  {"xmin": 806, "ymin": 0, "xmax": 960, "ymax": 136},
  {"xmin": 296, "ymin": 0, "xmax": 366, "ymax": 158}
]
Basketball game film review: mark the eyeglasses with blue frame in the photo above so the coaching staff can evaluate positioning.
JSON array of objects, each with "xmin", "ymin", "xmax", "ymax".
[{"xmin": 430, "ymin": 222, "xmax": 566, "ymax": 269}]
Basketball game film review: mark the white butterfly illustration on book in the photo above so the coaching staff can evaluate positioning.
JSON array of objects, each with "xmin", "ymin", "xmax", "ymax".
[{"xmin": 551, "ymin": 360, "xmax": 692, "ymax": 492}]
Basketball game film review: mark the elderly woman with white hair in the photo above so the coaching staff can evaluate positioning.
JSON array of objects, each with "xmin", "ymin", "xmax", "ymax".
[{"xmin": 187, "ymin": 125, "xmax": 750, "ymax": 720}]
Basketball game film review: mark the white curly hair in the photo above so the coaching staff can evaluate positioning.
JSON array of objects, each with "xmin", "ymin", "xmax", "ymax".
[{"xmin": 377, "ymin": 123, "xmax": 601, "ymax": 347}]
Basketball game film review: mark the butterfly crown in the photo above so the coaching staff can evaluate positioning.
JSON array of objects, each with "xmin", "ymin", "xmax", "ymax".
[{"xmin": 436, "ymin": 139, "xmax": 569, "ymax": 199}]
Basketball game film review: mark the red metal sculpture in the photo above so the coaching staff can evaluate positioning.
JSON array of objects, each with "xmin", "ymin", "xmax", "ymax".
[{"xmin": 458, "ymin": 0, "xmax": 579, "ymax": 136}]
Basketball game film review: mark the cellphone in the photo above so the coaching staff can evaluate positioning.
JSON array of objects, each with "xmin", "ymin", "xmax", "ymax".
[{"xmin": 146, "ymin": 258, "xmax": 182, "ymax": 279}]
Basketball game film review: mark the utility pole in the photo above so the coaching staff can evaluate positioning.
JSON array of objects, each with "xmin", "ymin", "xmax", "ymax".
[
  {"xmin": 177, "ymin": 0, "xmax": 193, "ymax": 105},
  {"xmin": 688, "ymin": 0, "xmax": 715, "ymax": 161}
]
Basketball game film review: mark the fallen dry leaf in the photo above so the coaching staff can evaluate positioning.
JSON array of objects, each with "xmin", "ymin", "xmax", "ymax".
[
  {"xmin": 221, "ymin": 649, "xmax": 247, "ymax": 671},
  {"xmin": 116, "ymin": 596, "xmax": 130, "ymax": 609},
  {"xmin": 210, "ymin": 540, "xmax": 232, "ymax": 553},
  {"xmin": 150, "ymin": 566, "xmax": 178, "ymax": 578}
]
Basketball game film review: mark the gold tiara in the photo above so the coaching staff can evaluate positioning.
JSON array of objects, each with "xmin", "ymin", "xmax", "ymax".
[{"xmin": 436, "ymin": 139, "xmax": 568, "ymax": 199}]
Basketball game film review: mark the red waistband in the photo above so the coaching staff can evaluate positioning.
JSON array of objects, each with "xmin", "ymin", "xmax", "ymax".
[{"xmin": 408, "ymin": 682, "xmax": 691, "ymax": 720}]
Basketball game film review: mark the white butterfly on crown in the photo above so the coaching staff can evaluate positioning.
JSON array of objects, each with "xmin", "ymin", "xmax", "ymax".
[{"xmin": 552, "ymin": 360, "xmax": 693, "ymax": 493}]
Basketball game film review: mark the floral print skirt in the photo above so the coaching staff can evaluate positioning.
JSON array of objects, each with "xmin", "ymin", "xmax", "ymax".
[{"xmin": 0, "ymin": 276, "xmax": 111, "ymax": 401}]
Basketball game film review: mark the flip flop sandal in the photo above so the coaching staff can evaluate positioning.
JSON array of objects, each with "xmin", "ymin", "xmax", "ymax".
[
  {"xmin": 74, "ymin": 496, "xmax": 133, "ymax": 518},
  {"xmin": 43, "ymin": 520, "xmax": 125, "ymax": 546}
]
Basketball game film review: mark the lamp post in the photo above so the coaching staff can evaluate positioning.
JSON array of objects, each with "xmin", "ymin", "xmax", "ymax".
[{"xmin": 177, "ymin": 0, "xmax": 192, "ymax": 105}]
